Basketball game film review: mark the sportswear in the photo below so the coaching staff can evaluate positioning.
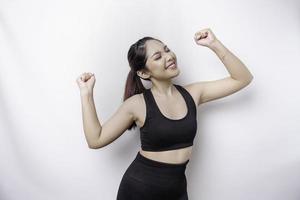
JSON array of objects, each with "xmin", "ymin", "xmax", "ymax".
[{"xmin": 140, "ymin": 84, "xmax": 197, "ymax": 151}]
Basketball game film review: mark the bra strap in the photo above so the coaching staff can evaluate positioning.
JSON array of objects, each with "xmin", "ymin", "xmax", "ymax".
[
  {"xmin": 142, "ymin": 89, "xmax": 157, "ymax": 117},
  {"xmin": 174, "ymin": 84, "xmax": 197, "ymax": 117}
]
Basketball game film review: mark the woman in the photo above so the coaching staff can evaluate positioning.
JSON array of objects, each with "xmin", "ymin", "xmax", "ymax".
[{"xmin": 76, "ymin": 28, "xmax": 253, "ymax": 200}]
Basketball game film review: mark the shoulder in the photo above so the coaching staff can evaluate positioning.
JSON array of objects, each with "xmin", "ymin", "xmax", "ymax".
[
  {"xmin": 181, "ymin": 83, "xmax": 200, "ymax": 107},
  {"xmin": 123, "ymin": 92, "xmax": 145, "ymax": 120},
  {"xmin": 126, "ymin": 92, "xmax": 145, "ymax": 104},
  {"xmin": 180, "ymin": 82, "xmax": 198, "ymax": 93},
  {"xmin": 123, "ymin": 93, "xmax": 142, "ymax": 109}
]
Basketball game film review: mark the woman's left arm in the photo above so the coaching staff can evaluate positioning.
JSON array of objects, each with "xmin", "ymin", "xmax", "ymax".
[{"xmin": 186, "ymin": 28, "xmax": 254, "ymax": 106}]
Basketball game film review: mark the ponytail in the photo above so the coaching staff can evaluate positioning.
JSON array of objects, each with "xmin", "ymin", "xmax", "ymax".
[
  {"xmin": 123, "ymin": 69, "xmax": 145, "ymax": 102},
  {"xmin": 124, "ymin": 36, "xmax": 161, "ymax": 131},
  {"xmin": 123, "ymin": 69, "xmax": 146, "ymax": 131}
]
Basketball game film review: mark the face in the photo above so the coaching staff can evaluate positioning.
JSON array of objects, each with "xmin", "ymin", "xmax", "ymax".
[{"xmin": 138, "ymin": 40, "xmax": 180, "ymax": 81}]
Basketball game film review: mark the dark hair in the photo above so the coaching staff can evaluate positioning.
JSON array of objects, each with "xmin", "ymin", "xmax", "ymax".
[{"xmin": 123, "ymin": 36, "xmax": 162, "ymax": 130}]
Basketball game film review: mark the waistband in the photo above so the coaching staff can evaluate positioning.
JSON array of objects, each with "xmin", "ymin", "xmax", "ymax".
[{"xmin": 136, "ymin": 151, "xmax": 190, "ymax": 169}]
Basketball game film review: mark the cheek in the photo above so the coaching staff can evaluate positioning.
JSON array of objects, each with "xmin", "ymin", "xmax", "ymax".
[
  {"xmin": 151, "ymin": 60, "xmax": 164, "ymax": 69},
  {"xmin": 151, "ymin": 64, "xmax": 166, "ymax": 75},
  {"xmin": 157, "ymin": 61, "xmax": 167, "ymax": 71}
]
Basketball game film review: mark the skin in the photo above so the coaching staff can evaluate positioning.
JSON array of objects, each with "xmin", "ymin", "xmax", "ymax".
[
  {"xmin": 77, "ymin": 28, "xmax": 254, "ymax": 164},
  {"xmin": 136, "ymin": 39, "xmax": 195, "ymax": 163}
]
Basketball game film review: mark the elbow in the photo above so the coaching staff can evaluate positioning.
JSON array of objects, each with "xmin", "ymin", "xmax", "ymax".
[
  {"xmin": 237, "ymin": 76, "xmax": 253, "ymax": 89},
  {"xmin": 247, "ymin": 75, "xmax": 254, "ymax": 84},
  {"xmin": 246, "ymin": 75, "xmax": 253, "ymax": 85},
  {"xmin": 86, "ymin": 130, "xmax": 103, "ymax": 149},
  {"xmin": 88, "ymin": 144, "xmax": 99, "ymax": 149},
  {"xmin": 242, "ymin": 75, "xmax": 254, "ymax": 85},
  {"xmin": 88, "ymin": 142, "xmax": 103, "ymax": 149},
  {"xmin": 233, "ymin": 74, "xmax": 254, "ymax": 85},
  {"xmin": 249, "ymin": 74, "xmax": 254, "ymax": 81},
  {"xmin": 87, "ymin": 140, "xmax": 103, "ymax": 149}
]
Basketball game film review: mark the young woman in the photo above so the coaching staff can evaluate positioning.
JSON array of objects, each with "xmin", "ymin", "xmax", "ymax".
[{"xmin": 76, "ymin": 28, "xmax": 253, "ymax": 200}]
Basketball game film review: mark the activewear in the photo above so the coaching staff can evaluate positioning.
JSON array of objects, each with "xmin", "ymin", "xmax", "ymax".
[
  {"xmin": 140, "ymin": 84, "xmax": 197, "ymax": 151},
  {"xmin": 116, "ymin": 151, "xmax": 190, "ymax": 200},
  {"xmin": 116, "ymin": 84, "xmax": 197, "ymax": 200}
]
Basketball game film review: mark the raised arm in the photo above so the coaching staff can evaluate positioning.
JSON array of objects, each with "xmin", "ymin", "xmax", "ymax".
[
  {"xmin": 77, "ymin": 72, "xmax": 135, "ymax": 149},
  {"xmin": 80, "ymin": 92, "xmax": 136, "ymax": 149},
  {"xmin": 186, "ymin": 28, "xmax": 254, "ymax": 106}
]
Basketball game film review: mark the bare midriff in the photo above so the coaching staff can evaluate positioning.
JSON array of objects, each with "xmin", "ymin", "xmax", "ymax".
[{"xmin": 139, "ymin": 145, "xmax": 193, "ymax": 164}]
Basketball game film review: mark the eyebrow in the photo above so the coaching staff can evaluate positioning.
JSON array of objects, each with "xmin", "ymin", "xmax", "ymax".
[{"xmin": 151, "ymin": 45, "xmax": 168, "ymax": 58}]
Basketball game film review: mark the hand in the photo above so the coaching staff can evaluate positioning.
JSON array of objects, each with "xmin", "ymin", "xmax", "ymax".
[
  {"xmin": 76, "ymin": 72, "xmax": 96, "ymax": 95},
  {"xmin": 194, "ymin": 28, "xmax": 218, "ymax": 48}
]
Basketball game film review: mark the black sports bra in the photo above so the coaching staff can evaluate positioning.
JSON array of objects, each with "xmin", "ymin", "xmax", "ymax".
[{"xmin": 140, "ymin": 84, "xmax": 198, "ymax": 151}]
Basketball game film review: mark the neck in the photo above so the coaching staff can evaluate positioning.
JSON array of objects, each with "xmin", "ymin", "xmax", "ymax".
[{"xmin": 151, "ymin": 80, "xmax": 175, "ymax": 97}]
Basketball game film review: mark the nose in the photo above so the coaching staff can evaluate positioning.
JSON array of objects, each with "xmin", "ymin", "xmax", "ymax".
[{"xmin": 166, "ymin": 54, "xmax": 174, "ymax": 62}]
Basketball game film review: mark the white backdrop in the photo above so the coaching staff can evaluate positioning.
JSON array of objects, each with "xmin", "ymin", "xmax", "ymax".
[{"xmin": 1, "ymin": 0, "xmax": 300, "ymax": 199}]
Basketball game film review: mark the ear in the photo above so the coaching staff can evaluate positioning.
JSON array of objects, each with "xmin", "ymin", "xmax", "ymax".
[{"xmin": 137, "ymin": 69, "xmax": 151, "ymax": 80}]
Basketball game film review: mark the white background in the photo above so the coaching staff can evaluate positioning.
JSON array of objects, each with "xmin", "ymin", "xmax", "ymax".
[{"xmin": 0, "ymin": 0, "xmax": 299, "ymax": 199}]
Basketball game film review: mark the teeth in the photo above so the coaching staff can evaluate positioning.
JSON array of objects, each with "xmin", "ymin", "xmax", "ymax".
[{"xmin": 167, "ymin": 62, "xmax": 175, "ymax": 68}]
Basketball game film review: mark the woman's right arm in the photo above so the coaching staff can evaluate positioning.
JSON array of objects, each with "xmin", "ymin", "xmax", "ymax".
[
  {"xmin": 80, "ymin": 91, "xmax": 135, "ymax": 149},
  {"xmin": 77, "ymin": 72, "xmax": 135, "ymax": 149},
  {"xmin": 80, "ymin": 91, "xmax": 102, "ymax": 148}
]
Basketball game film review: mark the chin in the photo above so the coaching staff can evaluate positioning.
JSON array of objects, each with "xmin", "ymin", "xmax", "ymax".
[{"xmin": 170, "ymin": 68, "xmax": 180, "ymax": 77}]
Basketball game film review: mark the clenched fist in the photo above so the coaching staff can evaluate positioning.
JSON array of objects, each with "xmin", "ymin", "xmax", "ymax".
[
  {"xmin": 194, "ymin": 28, "xmax": 218, "ymax": 48},
  {"xmin": 76, "ymin": 72, "xmax": 96, "ymax": 95}
]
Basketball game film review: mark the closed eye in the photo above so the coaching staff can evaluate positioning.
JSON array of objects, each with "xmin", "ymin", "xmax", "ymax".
[{"xmin": 154, "ymin": 47, "xmax": 170, "ymax": 60}]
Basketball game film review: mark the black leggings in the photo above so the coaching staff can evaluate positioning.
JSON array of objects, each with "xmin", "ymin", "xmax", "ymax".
[{"xmin": 116, "ymin": 151, "xmax": 190, "ymax": 200}]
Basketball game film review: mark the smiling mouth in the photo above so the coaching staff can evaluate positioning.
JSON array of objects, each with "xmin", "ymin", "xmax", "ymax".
[{"xmin": 165, "ymin": 61, "xmax": 176, "ymax": 69}]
